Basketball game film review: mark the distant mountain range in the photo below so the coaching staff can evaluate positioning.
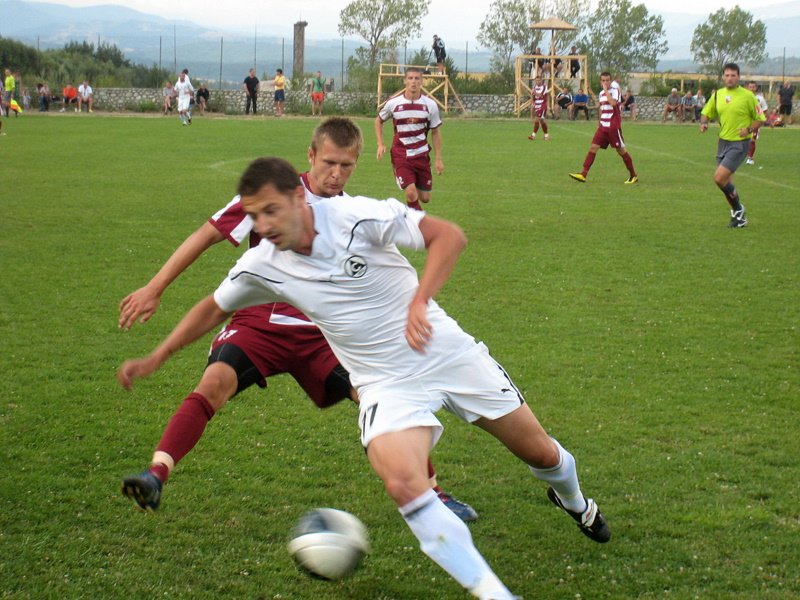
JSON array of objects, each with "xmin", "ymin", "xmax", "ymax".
[{"xmin": 3, "ymin": 0, "xmax": 799, "ymax": 84}]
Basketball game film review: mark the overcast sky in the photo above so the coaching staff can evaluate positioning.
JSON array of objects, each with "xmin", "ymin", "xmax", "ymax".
[{"xmin": 29, "ymin": 0, "xmax": 796, "ymax": 45}]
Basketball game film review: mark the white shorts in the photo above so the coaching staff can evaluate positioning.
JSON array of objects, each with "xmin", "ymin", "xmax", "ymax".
[
  {"xmin": 178, "ymin": 96, "xmax": 191, "ymax": 112},
  {"xmin": 357, "ymin": 342, "xmax": 525, "ymax": 447}
]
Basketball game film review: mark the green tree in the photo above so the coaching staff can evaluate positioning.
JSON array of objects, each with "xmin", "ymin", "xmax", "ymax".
[
  {"xmin": 690, "ymin": 7, "xmax": 767, "ymax": 80},
  {"xmin": 581, "ymin": 0, "xmax": 667, "ymax": 82},
  {"xmin": 477, "ymin": 0, "xmax": 588, "ymax": 79},
  {"xmin": 338, "ymin": 0, "xmax": 430, "ymax": 71}
]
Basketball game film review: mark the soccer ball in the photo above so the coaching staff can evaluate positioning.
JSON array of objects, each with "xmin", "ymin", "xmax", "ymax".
[{"xmin": 287, "ymin": 508, "xmax": 369, "ymax": 580}]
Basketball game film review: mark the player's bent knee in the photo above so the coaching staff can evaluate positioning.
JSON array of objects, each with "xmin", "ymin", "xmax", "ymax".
[
  {"xmin": 207, "ymin": 342, "xmax": 264, "ymax": 396},
  {"xmin": 195, "ymin": 363, "xmax": 238, "ymax": 410}
]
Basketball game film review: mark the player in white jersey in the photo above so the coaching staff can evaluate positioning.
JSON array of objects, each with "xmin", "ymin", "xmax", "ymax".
[
  {"xmin": 528, "ymin": 77, "xmax": 550, "ymax": 140},
  {"xmin": 375, "ymin": 66, "xmax": 443, "ymax": 211},
  {"xmin": 119, "ymin": 157, "xmax": 611, "ymax": 599},
  {"xmin": 174, "ymin": 69, "xmax": 194, "ymax": 126},
  {"xmin": 569, "ymin": 71, "xmax": 638, "ymax": 184},
  {"xmin": 746, "ymin": 81, "xmax": 769, "ymax": 165}
]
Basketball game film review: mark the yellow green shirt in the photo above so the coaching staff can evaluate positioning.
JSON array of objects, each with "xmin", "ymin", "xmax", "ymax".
[
  {"xmin": 4, "ymin": 74, "xmax": 15, "ymax": 93},
  {"xmin": 701, "ymin": 86, "xmax": 766, "ymax": 141}
]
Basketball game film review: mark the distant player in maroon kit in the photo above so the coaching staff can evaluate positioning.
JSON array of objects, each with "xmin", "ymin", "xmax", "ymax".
[
  {"xmin": 117, "ymin": 117, "xmax": 477, "ymax": 522},
  {"xmin": 528, "ymin": 76, "xmax": 550, "ymax": 141},
  {"xmin": 374, "ymin": 66, "xmax": 444, "ymax": 211},
  {"xmin": 569, "ymin": 71, "xmax": 638, "ymax": 184}
]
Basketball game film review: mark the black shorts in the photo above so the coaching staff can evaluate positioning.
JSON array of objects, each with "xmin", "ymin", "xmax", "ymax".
[{"xmin": 779, "ymin": 104, "xmax": 792, "ymax": 116}]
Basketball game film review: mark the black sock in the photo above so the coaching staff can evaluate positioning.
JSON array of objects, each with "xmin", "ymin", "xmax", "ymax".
[{"xmin": 721, "ymin": 183, "xmax": 742, "ymax": 211}]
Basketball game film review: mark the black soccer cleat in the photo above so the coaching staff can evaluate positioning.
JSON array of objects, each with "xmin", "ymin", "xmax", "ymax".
[
  {"xmin": 438, "ymin": 490, "xmax": 479, "ymax": 523},
  {"xmin": 547, "ymin": 487, "xmax": 610, "ymax": 543},
  {"xmin": 728, "ymin": 206, "xmax": 747, "ymax": 228},
  {"xmin": 122, "ymin": 471, "xmax": 162, "ymax": 512}
]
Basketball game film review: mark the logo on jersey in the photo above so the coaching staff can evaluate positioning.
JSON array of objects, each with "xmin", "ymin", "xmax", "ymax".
[
  {"xmin": 344, "ymin": 255, "xmax": 367, "ymax": 278},
  {"xmin": 725, "ymin": 95, "xmax": 732, "ymax": 104}
]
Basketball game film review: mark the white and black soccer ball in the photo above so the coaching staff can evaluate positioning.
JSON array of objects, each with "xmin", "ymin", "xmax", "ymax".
[{"xmin": 287, "ymin": 508, "xmax": 369, "ymax": 580}]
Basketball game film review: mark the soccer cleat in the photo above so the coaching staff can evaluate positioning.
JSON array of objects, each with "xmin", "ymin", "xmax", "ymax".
[
  {"xmin": 122, "ymin": 471, "xmax": 163, "ymax": 512},
  {"xmin": 438, "ymin": 490, "xmax": 479, "ymax": 523},
  {"xmin": 527, "ymin": 133, "xmax": 536, "ymax": 140},
  {"xmin": 746, "ymin": 157, "xmax": 755, "ymax": 165},
  {"xmin": 544, "ymin": 134, "xmax": 550, "ymax": 141},
  {"xmin": 728, "ymin": 206, "xmax": 748, "ymax": 228},
  {"xmin": 569, "ymin": 173, "xmax": 586, "ymax": 183},
  {"xmin": 547, "ymin": 487, "xmax": 610, "ymax": 543},
  {"xmin": 624, "ymin": 175, "xmax": 638, "ymax": 184},
  {"xmin": 88, "ymin": 109, "xmax": 93, "ymax": 113}
]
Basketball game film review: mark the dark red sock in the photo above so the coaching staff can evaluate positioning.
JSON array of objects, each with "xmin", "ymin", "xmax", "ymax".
[
  {"xmin": 621, "ymin": 152, "xmax": 636, "ymax": 177},
  {"xmin": 542, "ymin": 122, "xmax": 548, "ymax": 133},
  {"xmin": 533, "ymin": 122, "xmax": 540, "ymax": 133},
  {"xmin": 152, "ymin": 393, "xmax": 215, "ymax": 482},
  {"xmin": 582, "ymin": 152, "xmax": 596, "ymax": 176},
  {"xmin": 748, "ymin": 140, "xmax": 756, "ymax": 158},
  {"xmin": 407, "ymin": 200, "xmax": 422, "ymax": 211}
]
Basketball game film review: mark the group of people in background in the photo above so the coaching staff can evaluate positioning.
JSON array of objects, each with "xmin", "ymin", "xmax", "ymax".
[{"xmin": 239, "ymin": 67, "xmax": 291, "ymax": 117}]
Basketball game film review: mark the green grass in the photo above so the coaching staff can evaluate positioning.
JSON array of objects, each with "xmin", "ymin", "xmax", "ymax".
[{"xmin": 1, "ymin": 112, "xmax": 799, "ymax": 599}]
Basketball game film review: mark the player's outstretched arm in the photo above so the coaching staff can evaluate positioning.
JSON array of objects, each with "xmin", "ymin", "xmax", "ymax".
[
  {"xmin": 374, "ymin": 116, "xmax": 387, "ymax": 160},
  {"xmin": 118, "ymin": 294, "xmax": 232, "ymax": 390},
  {"xmin": 118, "ymin": 222, "xmax": 225, "ymax": 330},
  {"xmin": 405, "ymin": 216, "xmax": 467, "ymax": 352}
]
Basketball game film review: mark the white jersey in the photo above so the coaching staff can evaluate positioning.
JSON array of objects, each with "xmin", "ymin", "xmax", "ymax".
[
  {"xmin": 379, "ymin": 94, "xmax": 442, "ymax": 158},
  {"xmin": 755, "ymin": 93, "xmax": 768, "ymax": 113},
  {"xmin": 174, "ymin": 78, "xmax": 194, "ymax": 99},
  {"xmin": 213, "ymin": 197, "xmax": 476, "ymax": 389},
  {"xmin": 78, "ymin": 84, "xmax": 93, "ymax": 98}
]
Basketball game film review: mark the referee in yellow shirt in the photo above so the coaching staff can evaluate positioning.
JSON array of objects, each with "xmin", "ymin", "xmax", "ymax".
[{"xmin": 700, "ymin": 62, "xmax": 766, "ymax": 228}]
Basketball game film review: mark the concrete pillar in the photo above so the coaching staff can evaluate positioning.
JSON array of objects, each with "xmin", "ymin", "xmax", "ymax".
[{"xmin": 293, "ymin": 21, "xmax": 308, "ymax": 79}]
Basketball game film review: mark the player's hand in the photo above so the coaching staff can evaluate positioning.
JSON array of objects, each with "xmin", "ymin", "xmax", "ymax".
[
  {"xmin": 699, "ymin": 122, "xmax": 708, "ymax": 133},
  {"xmin": 376, "ymin": 144, "xmax": 386, "ymax": 161},
  {"xmin": 435, "ymin": 158, "xmax": 444, "ymax": 175},
  {"xmin": 405, "ymin": 298, "xmax": 433, "ymax": 352},
  {"xmin": 738, "ymin": 127, "xmax": 750, "ymax": 138},
  {"xmin": 119, "ymin": 286, "xmax": 161, "ymax": 330},
  {"xmin": 117, "ymin": 355, "xmax": 161, "ymax": 390}
]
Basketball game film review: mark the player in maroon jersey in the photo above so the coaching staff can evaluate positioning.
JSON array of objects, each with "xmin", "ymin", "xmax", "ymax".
[
  {"xmin": 374, "ymin": 67, "xmax": 444, "ymax": 211},
  {"xmin": 118, "ymin": 117, "xmax": 477, "ymax": 522},
  {"xmin": 569, "ymin": 72, "xmax": 638, "ymax": 184},
  {"xmin": 528, "ymin": 76, "xmax": 550, "ymax": 141}
]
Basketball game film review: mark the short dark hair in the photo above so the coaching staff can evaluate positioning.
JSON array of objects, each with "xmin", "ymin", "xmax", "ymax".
[
  {"xmin": 600, "ymin": 71, "xmax": 611, "ymax": 78},
  {"xmin": 310, "ymin": 117, "xmax": 363, "ymax": 156},
  {"xmin": 723, "ymin": 62, "xmax": 740, "ymax": 74},
  {"xmin": 405, "ymin": 66, "xmax": 423, "ymax": 76},
  {"xmin": 237, "ymin": 157, "xmax": 301, "ymax": 198},
  {"xmin": 276, "ymin": 68, "xmax": 283, "ymax": 74},
  {"xmin": 181, "ymin": 68, "xmax": 189, "ymax": 75}
]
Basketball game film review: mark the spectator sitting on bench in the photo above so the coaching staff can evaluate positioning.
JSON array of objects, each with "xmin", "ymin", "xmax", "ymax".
[
  {"xmin": 662, "ymin": 88, "xmax": 681, "ymax": 122},
  {"xmin": 61, "ymin": 82, "xmax": 78, "ymax": 112},
  {"xmin": 571, "ymin": 87, "xmax": 590, "ymax": 120}
]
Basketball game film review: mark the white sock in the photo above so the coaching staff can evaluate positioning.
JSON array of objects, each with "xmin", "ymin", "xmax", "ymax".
[
  {"xmin": 530, "ymin": 438, "xmax": 587, "ymax": 513},
  {"xmin": 399, "ymin": 489, "xmax": 513, "ymax": 598}
]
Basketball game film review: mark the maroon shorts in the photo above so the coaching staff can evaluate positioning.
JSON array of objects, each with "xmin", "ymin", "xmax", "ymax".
[
  {"xmin": 391, "ymin": 148, "xmax": 433, "ymax": 191},
  {"xmin": 533, "ymin": 100, "xmax": 548, "ymax": 118},
  {"xmin": 209, "ymin": 316, "xmax": 340, "ymax": 407},
  {"xmin": 591, "ymin": 126, "xmax": 625, "ymax": 149}
]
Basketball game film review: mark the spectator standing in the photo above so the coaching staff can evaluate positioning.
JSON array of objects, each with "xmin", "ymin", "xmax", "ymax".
[
  {"xmin": 273, "ymin": 68, "xmax": 286, "ymax": 117},
  {"xmin": 309, "ymin": 71, "xmax": 325, "ymax": 116},
  {"xmin": 432, "ymin": 35, "xmax": 447, "ymax": 75},
  {"xmin": 22, "ymin": 88, "xmax": 31, "ymax": 111},
  {"xmin": 243, "ymin": 68, "xmax": 259, "ymax": 115},
  {"xmin": 777, "ymin": 81, "xmax": 795, "ymax": 125},
  {"xmin": 77, "ymin": 80, "xmax": 93, "ymax": 113},
  {"xmin": 195, "ymin": 83, "xmax": 210, "ymax": 115},
  {"xmin": 680, "ymin": 90, "xmax": 695, "ymax": 122},
  {"xmin": 662, "ymin": 88, "xmax": 681, "ymax": 122},
  {"xmin": 38, "ymin": 82, "xmax": 51, "ymax": 112},
  {"xmin": 693, "ymin": 89, "xmax": 706, "ymax": 122}
]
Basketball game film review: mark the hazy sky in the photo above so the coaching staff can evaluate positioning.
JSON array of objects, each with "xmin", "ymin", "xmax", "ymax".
[{"xmin": 31, "ymin": 0, "xmax": 789, "ymax": 45}]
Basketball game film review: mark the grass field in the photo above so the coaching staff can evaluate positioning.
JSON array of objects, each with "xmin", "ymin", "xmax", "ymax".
[{"xmin": 1, "ymin": 112, "xmax": 799, "ymax": 599}]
